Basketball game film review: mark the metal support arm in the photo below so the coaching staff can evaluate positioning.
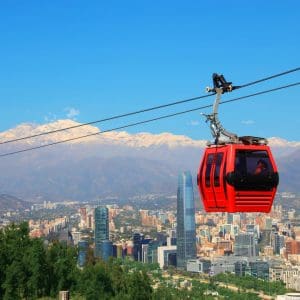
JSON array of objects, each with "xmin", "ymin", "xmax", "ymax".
[{"xmin": 203, "ymin": 74, "xmax": 239, "ymax": 144}]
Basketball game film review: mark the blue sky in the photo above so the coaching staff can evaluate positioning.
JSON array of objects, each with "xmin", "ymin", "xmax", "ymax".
[{"xmin": 0, "ymin": 1, "xmax": 299, "ymax": 141}]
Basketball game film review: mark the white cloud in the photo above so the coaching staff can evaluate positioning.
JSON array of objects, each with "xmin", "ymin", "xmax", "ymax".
[
  {"xmin": 65, "ymin": 107, "xmax": 80, "ymax": 120},
  {"xmin": 188, "ymin": 120, "xmax": 200, "ymax": 126},
  {"xmin": 241, "ymin": 120, "xmax": 255, "ymax": 125}
]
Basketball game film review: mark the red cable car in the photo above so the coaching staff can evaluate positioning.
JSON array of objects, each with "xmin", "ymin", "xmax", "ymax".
[{"xmin": 197, "ymin": 74, "xmax": 279, "ymax": 213}]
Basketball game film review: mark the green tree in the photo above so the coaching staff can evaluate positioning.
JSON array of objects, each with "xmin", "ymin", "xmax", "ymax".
[
  {"xmin": 126, "ymin": 270, "xmax": 152, "ymax": 300},
  {"xmin": 46, "ymin": 242, "xmax": 80, "ymax": 296},
  {"xmin": 23, "ymin": 238, "xmax": 48, "ymax": 298},
  {"xmin": 107, "ymin": 259, "xmax": 127, "ymax": 295},
  {"xmin": 79, "ymin": 262, "xmax": 113, "ymax": 300},
  {"xmin": 2, "ymin": 260, "xmax": 24, "ymax": 300},
  {"xmin": 0, "ymin": 222, "xmax": 31, "ymax": 299},
  {"xmin": 152, "ymin": 285, "xmax": 175, "ymax": 300}
]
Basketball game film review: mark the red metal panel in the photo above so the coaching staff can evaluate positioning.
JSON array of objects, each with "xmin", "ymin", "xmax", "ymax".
[
  {"xmin": 198, "ymin": 145, "xmax": 228, "ymax": 212},
  {"xmin": 198, "ymin": 143, "xmax": 278, "ymax": 213},
  {"xmin": 199, "ymin": 149, "xmax": 216, "ymax": 211},
  {"xmin": 212, "ymin": 148, "xmax": 227, "ymax": 209}
]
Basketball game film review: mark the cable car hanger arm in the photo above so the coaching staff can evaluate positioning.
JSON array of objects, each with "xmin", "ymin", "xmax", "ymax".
[{"xmin": 202, "ymin": 73, "xmax": 239, "ymax": 144}]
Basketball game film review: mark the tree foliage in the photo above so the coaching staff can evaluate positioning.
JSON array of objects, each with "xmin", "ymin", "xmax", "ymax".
[
  {"xmin": 0, "ymin": 223, "xmax": 153, "ymax": 299},
  {"xmin": 0, "ymin": 223, "xmax": 287, "ymax": 299},
  {"xmin": 214, "ymin": 272, "xmax": 287, "ymax": 295}
]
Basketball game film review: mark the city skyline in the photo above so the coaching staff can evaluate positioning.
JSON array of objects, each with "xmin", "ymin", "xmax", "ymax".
[{"xmin": 2, "ymin": 185, "xmax": 300, "ymax": 296}]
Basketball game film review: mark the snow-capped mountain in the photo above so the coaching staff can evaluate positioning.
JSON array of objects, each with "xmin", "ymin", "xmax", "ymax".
[
  {"xmin": 0, "ymin": 119, "xmax": 206, "ymax": 148},
  {"xmin": 0, "ymin": 120, "xmax": 100, "ymax": 145},
  {"xmin": 0, "ymin": 119, "xmax": 297, "ymax": 151},
  {"xmin": 0, "ymin": 119, "xmax": 299, "ymax": 202}
]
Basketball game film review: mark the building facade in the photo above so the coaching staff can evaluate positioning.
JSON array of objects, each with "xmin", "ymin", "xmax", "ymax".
[
  {"xmin": 147, "ymin": 240, "xmax": 161, "ymax": 264},
  {"xmin": 77, "ymin": 240, "xmax": 89, "ymax": 267},
  {"xmin": 187, "ymin": 259, "xmax": 211, "ymax": 273},
  {"xmin": 157, "ymin": 245, "xmax": 177, "ymax": 269},
  {"xmin": 286, "ymin": 240, "xmax": 300, "ymax": 257},
  {"xmin": 249, "ymin": 261, "xmax": 269, "ymax": 280},
  {"xmin": 94, "ymin": 206, "xmax": 111, "ymax": 260},
  {"xmin": 132, "ymin": 232, "xmax": 143, "ymax": 261},
  {"xmin": 234, "ymin": 233, "xmax": 258, "ymax": 257},
  {"xmin": 271, "ymin": 232, "xmax": 285, "ymax": 255},
  {"xmin": 176, "ymin": 171, "xmax": 197, "ymax": 269}
]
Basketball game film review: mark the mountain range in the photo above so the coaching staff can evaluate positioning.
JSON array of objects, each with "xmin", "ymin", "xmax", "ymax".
[
  {"xmin": 0, "ymin": 194, "xmax": 30, "ymax": 211},
  {"xmin": 0, "ymin": 120, "xmax": 299, "ymax": 202}
]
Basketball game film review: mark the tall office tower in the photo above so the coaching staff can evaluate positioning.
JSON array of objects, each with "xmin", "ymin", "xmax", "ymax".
[
  {"xmin": 265, "ymin": 217, "xmax": 273, "ymax": 230},
  {"xmin": 246, "ymin": 224, "xmax": 260, "ymax": 243},
  {"xmin": 226, "ymin": 212, "xmax": 234, "ymax": 224},
  {"xmin": 132, "ymin": 233, "xmax": 151, "ymax": 261},
  {"xmin": 234, "ymin": 260, "xmax": 247, "ymax": 276},
  {"xmin": 271, "ymin": 232, "xmax": 285, "ymax": 255},
  {"xmin": 94, "ymin": 206, "xmax": 111, "ymax": 260},
  {"xmin": 132, "ymin": 233, "xmax": 143, "ymax": 261},
  {"xmin": 234, "ymin": 233, "xmax": 258, "ymax": 257},
  {"xmin": 77, "ymin": 240, "xmax": 89, "ymax": 267},
  {"xmin": 147, "ymin": 240, "xmax": 161, "ymax": 264},
  {"xmin": 176, "ymin": 171, "xmax": 197, "ymax": 269}
]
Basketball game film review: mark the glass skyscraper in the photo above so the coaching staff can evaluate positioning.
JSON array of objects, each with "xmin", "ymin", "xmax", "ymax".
[
  {"xmin": 234, "ymin": 233, "xmax": 258, "ymax": 257},
  {"xmin": 78, "ymin": 240, "xmax": 89, "ymax": 267},
  {"xmin": 94, "ymin": 206, "xmax": 112, "ymax": 260},
  {"xmin": 176, "ymin": 171, "xmax": 197, "ymax": 269}
]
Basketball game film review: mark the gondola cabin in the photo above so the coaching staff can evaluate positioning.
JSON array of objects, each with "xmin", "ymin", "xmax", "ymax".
[{"xmin": 197, "ymin": 140, "xmax": 279, "ymax": 213}]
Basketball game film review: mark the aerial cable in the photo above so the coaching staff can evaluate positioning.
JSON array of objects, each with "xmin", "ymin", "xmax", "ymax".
[
  {"xmin": 236, "ymin": 67, "xmax": 300, "ymax": 89},
  {"xmin": 1, "ymin": 81, "xmax": 299, "ymax": 158},
  {"xmin": 0, "ymin": 94, "xmax": 213, "ymax": 145},
  {"xmin": 0, "ymin": 67, "xmax": 299, "ymax": 145}
]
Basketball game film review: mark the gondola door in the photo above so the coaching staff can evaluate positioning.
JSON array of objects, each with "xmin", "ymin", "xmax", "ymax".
[
  {"xmin": 200, "ymin": 147, "xmax": 227, "ymax": 211},
  {"xmin": 201, "ymin": 152, "xmax": 216, "ymax": 209},
  {"xmin": 211, "ymin": 150, "xmax": 227, "ymax": 209}
]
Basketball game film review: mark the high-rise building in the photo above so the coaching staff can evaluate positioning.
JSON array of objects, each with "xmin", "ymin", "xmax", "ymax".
[
  {"xmin": 94, "ymin": 206, "xmax": 111, "ymax": 260},
  {"xmin": 286, "ymin": 239, "xmax": 300, "ymax": 257},
  {"xmin": 132, "ymin": 232, "xmax": 143, "ymax": 261},
  {"xmin": 147, "ymin": 240, "xmax": 161, "ymax": 264},
  {"xmin": 176, "ymin": 171, "xmax": 197, "ymax": 269},
  {"xmin": 234, "ymin": 260, "xmax": 247, "ymax": 276},
  {"xmin": 234, "ymin": 233, "xmax": 258, "ymax": 257},
  {"xmin": 156, "ymin": 232, "xmax": 167, "ymax": 245},
  {"xmin": 157, "ymin": 245, "xmax": 177, "ymax": 269},
  {"xmin": 78, "ymin": 240, "xmax": 89, "ymax": 267},
  {"xmin": 167, "ymin": 229, "xmax": 177, "ymax": 246},
  {"xmin": 249, "ymin": 261, "xmax": 269, "ymax": 280},
  {"xmin": 226, "ymin": 213, "xmax": 234, "ymax": 224},
  {"xmin": 94, "ymin": 206, "xmax": 109, "ymax": 241},
  {"xmin": 101, "ymin": 240, "xmax": 113, "ymax": 261},
  {"xmin": 271, "ymin": 232, "xmax": 285, "ymax": 255},
  {"xmin": 246, "ymin": 224, "xmax": 260, "ymax": 244},
  {"xmin": 132, "ymin": 233, "xmax": 152, "ymax": 261}
]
